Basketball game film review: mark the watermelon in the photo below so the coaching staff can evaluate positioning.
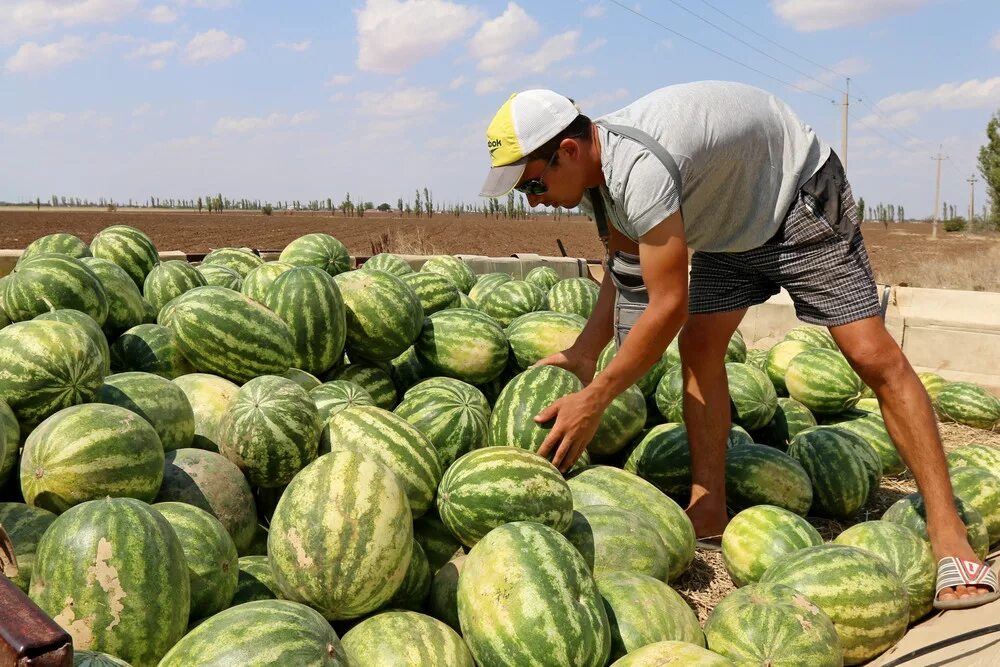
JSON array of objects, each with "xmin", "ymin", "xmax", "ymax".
[
  {"xmin": 783, "ymin": 325, "xmax": 836, "ymax": 350},
  {"xmin": 721, "ymin": 505, "xmax": 822, "ymax": 587},
  {"xmin": 826, "ymin": 411, "xmax": 905, "ymax": 475},
  {"xmin": 727, "ymin": 329, "xmax": 748, "ymax": 363},
  {"xmin": 158, "ymin": 599, "xmax": 350, "ymax": 666},
  {"xmin": 155, "ymin": 448, "xmax": 257, "ymax": 554},
  {"xmin": 479, "ymin": 279, "xmax": 545, "ymax": 327},
  {"xmin": 81, "ymin": 256, "xmax": 147, "ymax": 336},
  {"xmin": 544, "ymin": 277, "xmax": 599, "ymax": 319},
  {"xmin": 110, "ymin": 323, "xmax": 194, "ymax": 379},
  {"xmin": 506, "ymin": 311, "xmax": 586, "ymax": 369},
  {"xmin": 596, "ymin": 339, "xmax": 672, "ymax": 407},
  {"xmin": 196, "ymin": 263, "xmax": 242, "ymax": 290},
  {"xmin": 855, "ymin": 397, "xmax": 880, "ymax": 412},
  {"xmin": 420, "ymin": 255, "xmax": 476, "ymax": 294},
  {"xmin": 30, "ymin": 497, "xmax": 190, "ymax": 666},
  {"xmin": 457, "ymin": 292, "xmax": 477, "ymax": 309},
  {"xmin": 5, "ymin": 253, "xmax": 108, "ymax": 325},
  {"xmin": 415, "ymin": 308, "xmax": 509, "ymax": 384},
  {"xmin": 751, "ymin": 397, "xmax": 816, "ymax": 450},
  {"xmin": 18, "ymin": 233, "xmax": 91, "ymax": 264},
  {"xmin": 401, "ymin": 271, "xmax": 461, "ymax": 314},
  {"xmin": 335, "ymin": 269, "xmax": 424, "ymax": 362},
  {"xmin": 386, "ymin": 539, "xmax": 431, "ymax": 610},
  {"xmin": 568, "ymin": 466, "xmax": 695, "ymax": 581},
  {"xmin": 326, "ymin": 405, "xmax": 442, "ymax": 517},
  {"xmin": 173, "ymin": 373, "xmax": 239, "ymax": 453},
  {"xmin": 386, "ymin": 345, "xmax": 427, "ymax": 393},
  {"xmin": 787, "ymin": 427, "xmax": 873, "ymax": 519},
  {"xmin": 623, "ymin": 423, "xmax": 691, "ymax": 499},
  {"xmin": 882, "ymin": 492, "xmax": 991, "ymax": 561},
  {"xmin": 97, "ymin": 371, "xmax": 194, "ymax": 451},
  {"xmin": 597, "ymin": 570, "xmax": 704, "ymax": 661},
  {"xmin": 654, "ymin": 364, "xmax": 684, "ymax": 423},
  {"xmin": 728, "ymin": 424, "xmax": 754, "ymax": 447},
  {"xmin": 394, "ymin": 377, "xmax": 489, "ymax": 468},
  {"xmin": 324, "ymin": 362, "xmax": 397, "ymax": 409},
  {"xmin": 0, "ymin": 502, "xmax": 56, "ymax": 591},
  {"xmin": 935, "ymin": 382, "xmax": 1000, "ymax": 430},
  {"xmin": 218, "ymin": 375, "xmax": 320, "ymax": 488},
  {"xmin": 785, "ymin": 348, "xmax": 863, "ymax": 414},
  {"xmin": 437, "ymin": 447, "xmax": 573, "ymax": 546},
  {"xmin": 0, "ymin": 401, "xmax": 18, "ymax": 489},
  {"xmin": 240, "ymin": 261, "xmax": 293, "ymax": 304},
  {"xmin": 488, "ymin": 365, "xmax": 583, "ymax": 450},
  {"xmin": 281, "ymin": 367, "xmax": 320, "ymax": 390},
  {"xmin": 565, "ymin": 504, "xmax": 669, "ymax": 581},
  {"xmin": 342, "ymin": 610, "xmax": 473, "ymax": 666},
  {"xmin": 90, "ymin": 225, "xmax": 159, "ymax": 289},
  {"xmin": 727, "ymin": 362, "xmax": 778, "ymax": 430},
  {"xmin": 589, "ymin": 384, "xmax": 647, "ymax": 457},
  {"xmin": 153, "ymin": 501, "xmax": 238, "ymax": 619},
  {"xmin": 363, "ymin": 252, "xmax": 413, "ymax": 276},
  {"xmin": 468, "ymin": 272, "xmax": 513, "ymax": 305},
  {"xmin": 231, "ymin": 555, "xmax": 279, "ymax": 606},
  {"xmin": 20, "ymin": 404, "xmax": 164, "ymax": 513},
  {"xmin": 744, "ymin": 347, "xmax": 769, "ymax": 371},
  {"xmin": 34, "ymin": 308, "xmax": 110, "ymax": 376},
  {"xmin": 278, "ymin": 233, "xmax": 351, "ymax": 276},
  {"xmin": 268, "ymin": 450, "xmax": 413, "ymax": 620},
  {"xmin": 168, "ymin": 286, "xmax": 295, "ymax": 383},
  {"xmin": 947, "ymin": 444, "xmax": 1000, "ymax": 476},
  {"xmin": 143, "ymin": 260, "xmax": 206, "ymax": 313},
  {"xmin": 918, "ymin": 371, "xmax": 948, "ymax": 401},
  {"xmin": 311, "ymin": 380, "xmax": 375, "ymax": 423},
  {"xmin": 428, "ymin": 554, "xmax": 464, "ymax": 630},
  {"xmin": 202, "ymin": 247, "xmax": 264, "ymax": 278},
  {"xmin": 414, "ymin": 510, "xmax": 464, "ymax": 573},
  {"xmin": 704, "ymin": 582, "xmax": 841, "ymax": 667},
  {"xmin": 833, "ymin": 520, "xmax": 935, "ymax": 623},
  {"xmin": 265, "ymin": 266, "xmax": 347, "ymax": 376},
  {"xmin": 457, "ymin": 521, "xmax": 611, "ymax": 667},
  {"xmin": 72, "ymin": 651, "xmax": 131, "ymax": 666},
  {"xmin": 760, "ymin": 544, "xmax": 909, "ymax": 665},
  {"xmin": 525, "ymin": 265, "xmax": 561, "ymax": 292},
  {"xmin": 725, "ymin": 444, "xmax": 813, "ymax": 516},
  {"xmin": 765, "ymin": 340, "xmax": 811, "ymax": 395},
  {"xmin": 947, "ymin": 465, "xmax": 1000, "ymax": 542},
  {"xmin": 610, "ymin": 642, "xmax": 734, "ymax": 666}
]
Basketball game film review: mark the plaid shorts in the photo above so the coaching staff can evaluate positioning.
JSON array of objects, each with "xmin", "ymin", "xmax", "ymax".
[{"xmin": 687, "ymin": 152, "xmax": 881, "ymax": 327}]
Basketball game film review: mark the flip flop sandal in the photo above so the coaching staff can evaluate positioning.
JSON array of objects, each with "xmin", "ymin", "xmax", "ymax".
[
  {"xmin": 695, "ymin": 535, "xmax": 723, "ymax": 552},
  {"xmin": 933, "ymin": 556, "xmax": 1000, "ymax": 611}
]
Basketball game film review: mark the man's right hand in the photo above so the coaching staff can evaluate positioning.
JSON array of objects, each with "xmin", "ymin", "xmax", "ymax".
[{"xmin": 533, "ymin": 346, "xmax": 599, "ymax": 386}]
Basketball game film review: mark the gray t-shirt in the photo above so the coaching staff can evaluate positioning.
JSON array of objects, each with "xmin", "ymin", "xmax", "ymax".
[{"xmin": 579, "ymin": 81, "xmax": 831, "ymax": 252}]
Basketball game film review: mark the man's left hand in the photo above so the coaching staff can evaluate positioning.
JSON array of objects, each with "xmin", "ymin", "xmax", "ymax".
[{"xmin": 534, "ymin": 388, "xmax": 609, "ymax": 473}]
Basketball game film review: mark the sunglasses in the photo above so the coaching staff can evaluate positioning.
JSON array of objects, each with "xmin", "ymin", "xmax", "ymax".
[{"xmin": 515, "ymin": 150, "xmax": 559, "ymax": 196}]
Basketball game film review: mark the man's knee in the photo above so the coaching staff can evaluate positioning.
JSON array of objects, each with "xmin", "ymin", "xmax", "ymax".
[{"xmin": 841, "ymin": 333, "xmax": 909, "ymax": 388}]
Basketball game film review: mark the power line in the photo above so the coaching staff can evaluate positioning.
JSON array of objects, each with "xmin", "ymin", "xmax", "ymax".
[{"xmin": 604, "ymin": 0, "xmax": 837, "ymax": 103}]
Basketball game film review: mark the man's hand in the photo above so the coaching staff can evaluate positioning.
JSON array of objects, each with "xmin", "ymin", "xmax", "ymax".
[
  {"xmin": 533, "ymin": 346, "xmax": 599, "ymax": 386},
  {"xmin": 534, "ymin": 387, "xmax": 610, "ymax": 473}
]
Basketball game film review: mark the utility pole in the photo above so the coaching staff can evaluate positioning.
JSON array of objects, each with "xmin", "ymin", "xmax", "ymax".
[
  {"xmin": 967, "ymin": 174, "xmax": 978, "ymax": 228},
  {"xmin": 931, "ymin": 146, "xmax": 948, "ymax": 240},
  {"xmin": 841, "ymin": 77, "xmax": 850, "ymax": 172}
]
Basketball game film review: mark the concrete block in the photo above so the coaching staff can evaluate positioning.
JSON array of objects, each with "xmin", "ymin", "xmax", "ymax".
[
  {"xmin": 0, "ymin": 250, "xmax": 20, "ymax": 277},
  {"xmin": 158, "ymin": 251, "xmax": 188, "ymax": 263}
]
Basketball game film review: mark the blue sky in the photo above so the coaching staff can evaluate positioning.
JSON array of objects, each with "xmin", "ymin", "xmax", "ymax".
[{"xmin": 1, "ymin": 0, "xmax": 998, "ymax": 218}]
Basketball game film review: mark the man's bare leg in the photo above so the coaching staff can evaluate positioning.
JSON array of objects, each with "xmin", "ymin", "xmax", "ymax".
[{"xmin": 679, "ymin": 309, "xmax": 747, "ymax": 538}]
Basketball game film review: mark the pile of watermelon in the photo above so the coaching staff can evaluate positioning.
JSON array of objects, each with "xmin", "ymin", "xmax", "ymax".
[{"xmin": 1, "ymin": 226, "xmax": 999, "ymax": 666}]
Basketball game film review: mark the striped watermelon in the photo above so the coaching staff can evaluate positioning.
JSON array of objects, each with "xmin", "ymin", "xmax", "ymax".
[
  {"xmin": 90, "ymin": 225, "xmax": 159, "ymax": 290},
  {"xmin": 785, "ymin": 348, "xmax": 863, "ymax": 415},
  {"xmin": 240, "ymin": 261, "xmax": 293, "ymax": 304},
  {"xmin": 0, "ymin": 401, "xmax": 19, "ymax": 489},
  {"xmin": 568, "ymin": 466, "xmax": 695, "ymax": 581},
  {"xmin": 81, "ymin": 256, "xmax": 147, "ymax": 336},
  {"xmin": 394, "ymin": 377, "xmax": 489, "ymax": 468},
  {"xmin": 611, "ymin": 642, "xmax": 734, "ymax": 666},
  {"xmin": 334, "ymin": 269, "xmax": 424, "ymax": 362},
  {"xmin": 721, "ymin": 505, "xmax": 822, "ymax": 587},
  {"xmin": 544, "ymin": 277, "xmax": 599, "ymax": 319},
  {"xmin": 196, "ymin": 263, "xmax": 242, "ymax": 290},
  {"xmin": 282, "ymin": 367, "xmax": 320, "ymax": 390},
  {"xmin": 654, "ymin": 364, "xmax": 684, "ymax": 423},
  {"xmin": 231, "ymin": 555, "xmax": 278, "ymax": 606},
  {"xmin": 0, "ymin": 502, "xmax": 56, "ymax": 592},
  {"xmin": 325, "ymin": 405, "xmax": 441, "ymax": 517},
  {"xmin": 414, "ymin": 511, "xmax": 464, "ymax": 574},
  {"xmin": 202, "ymin": 247, "xmax": 263, "ymax": 278},
  {"xmin": 597, "ymin": 338, "xmax": 671, "ymax": 401},
  {"xmin": 935, "ymin": 382, "xmax": 1000, "ymax": 430},
  {"xmin": 727, "ymin": 330, "xmax": 748, "ymax": 363},
  {"xmin": 598, "ymin": 571, "xmax": 704, "ymax": 661},
  {"xmin": 525, "ymin": 265, "xmax": 561, "ymax": 292},
  {"xmin": 159, "ymin": 599, "xmax": 350, "ymax": 666},
  {"xmin": 5, "ymin": 253, "xmax": 108, "ymax": 326},
  {"xmin": 97, "ymin": 372, "xmax": 193, "ymax": 453},
  {"xmin": 437, "ymin": 447, "xmax": 573, "ymax": 546},
  {"xmin": 948, "ymin": 466, "xmax": 1000, "ymax": 545},
  {"xmin": 0, "ymin": 320, "xmax": 104, "ymax": 430},
  {"xmin": 415, "ymin": 308, "xmax": 509, "ymax": 384},
  {"xmin": 704, "ymin": 582, "xmax": 841, "ymax": 667},
  {"xmin": 420, "ymin": 255, "xmax": 476, "ymax": 294},
  {"xmin": 457, "ymin": 292, "xmax": 477, "ymax": 309},
  {"xmin": 728, "ymin": 424, "xmax": 754, "ymax": 447},
  {"xmin": 744, "ymin": 347, "xmax": 769, "ymax": 371},
  {"xmin": 20, "ymin": 404, "xmax": 164, "ymax": 513},
  {"xmin": 947, "ymin": 443, "xmax": 1000, "ymax": 476},
  {"xmin": 479, "ymin": 279, "xmax": 545, "ymax": 327},
  {"xmin": 765, "ymin": 340, "xmax": 811, "ymax": 395},
  {"xmin": 826, "ymin": 411, "xmax": 905, "ymax": 475},
  {"xmin": 623, "ymin": 423, "xmax": 691, "ymax": 499},
  {"xmin": 143, "ymin": 260, "xmax": 206, "ymax": 313},
  {"xmin": 565, "ymin": 504, "xmax": 669, "ymax": 581},
  {"xmin": 154, "ymin": 501, "xmax": 238, "ymax": 619},
  {"xmin": 751, "ymin": 397, "xmax": 816, "ymax": 450},
  {"xmin": 787, "ymin": 427, "xmax": 873, "ymax": 519},
  {"xmin": 363, "ymin": 252, "xmax": 413, "ymax": 276},
  {"xmin": 268, "ymin": 450, "xmax": 413, "ymax": 620},
  {"xmin": 428, "ymin": 553, "xmax": 464, "ymax": 630},
  {"xmin": 883, "ymin": 493, "xmax": 990, "ymax": 560},
  {"xmin": 156, "ymin": 448, "xmax": 257, "ymax": 554},
  {"xmin": 458, "ymin": 521, "xmax": 611, "ymax": 667},
  {"xmin": 30, "ymin": 497, "xmax": 190, "ymax": 666},
  {"xmin": 487, "ymin": 365, "xmax": 583, "ymax": 451},
  {"xmin": 278, "ymin": 233, "xmax": 351, "ymax": 276},
  {"xmin": 34, "ymin": 308, "xmax": 110, "ymax": 376},
  {"xmin": 173, "ymin": 373, "xmax": 239, "ymax": 453},
  {"xmin": 311, "ymin": 380, "xmax": 375, "ymax": 424},
  {"xmin": 506, "ymin": 310, "xmax": 586, "ymax": 369},
  {"xmin": 168, "ymin": 286, "xmax": 295, "ymax": 383},
  {"xmin": 386, "ymin": 539, "xmax": 431, "ymax": 610},
  {"xmin": 468, "ymin": 272, "xmax": 512, "ymax": 305},
  {"xmin": 342, "ymin": 610, "xmax": 473, "ymax": 666},
  {"xmin": 324, "ymin": 362, "xmax": 397, "ymax": 409},
  {"xmin": 401, "ymin": 271, "xmax": 461, "ymax": 314},
  {"xmin": 783, "ymin": 325, "xmax": 836, "ymax": 350},
  {"xmin": 265, "ymin": 266, "xmax": 347, "ymax": 376},
  {"xmin": 728, "ymin": 362, "xmax": 778, "ymax": 430},
  {"xmin": 833, "ymin": 520, "xmax": 935, "ymax": 623},
  {"xmin": 760, "ymin": 544, "xmax": 908, "ymax": 665},
  {"xmin": 218, "ymin": 375, "xmax": 320, "ymax": 488},
  {"xmin": 917, "ymin": 371, "xmax": 948, "ymax": 401},
  {"xmin": 18, "ymin": 233, "xmax": 91, "ymax": 264},
  {"xmin": 386, "ymin": 345, "xmax": 426, "ymax": 393},
  {"xmin": 72, "ymin": 650, "xmax": 131, "ymax": 666},
  {"xmin": 590, "ymin": 384, "xmax": 647, "ymax": 457},
  {"xmin": 725, "ymin": 444, "xmax": 813, "ymax": 516}
]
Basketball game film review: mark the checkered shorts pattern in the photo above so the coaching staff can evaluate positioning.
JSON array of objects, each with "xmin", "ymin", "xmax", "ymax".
[{"xmin": 688, "ymin": 156, "xmax": 881, "ymax": 327}]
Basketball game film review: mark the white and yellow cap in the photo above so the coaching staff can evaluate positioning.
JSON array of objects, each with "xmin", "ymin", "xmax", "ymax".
[{"xmin": 480, "ymin": 89, "xmax": 579, "ymax": 198}]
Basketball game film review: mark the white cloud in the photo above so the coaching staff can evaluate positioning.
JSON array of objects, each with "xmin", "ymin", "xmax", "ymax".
[
  {"xmin": 578, "ymin": 87, "xmax": 629, "ymax": 113},
  {"xmin": 992, "ymin": 29, "xmax": 1000, "ymax": 50},
  {"xmin": 0, "ymin": 0, "xmax": 138, "ymax": 45},
  {"xmin": 127, "ymin": 40, "xmax": 177, "ymax": 59},
  {"xmin": 148, "ymin": 58, "xmax": 167, "ymax": 70},
  {"xmin": 214, "ymin": 111, "xmax": 319, "ymax": 134},
  {"xmin": 2, "ymin": 110, "xmax": 111, "ymax": 135},
  {"xmin": 4, "ymin": 35, "xmax": 90, "ymax": 73},
  {"xmin": 877, "ymin": 77, "xmax": 1000, "ymax": 112},
  {"xmin": 563, "ymin": 66, "xmax": 597, "ymax": 79},
  {"xmin": 325, "ymin": 74, "xmax": 353, "ymax": 86},
  {"xmin": 772, "ymin": 0, "xmax": 930, "ymax": 32},
  {"xmin": 356, "ymin": 87, "xmax": 445, "ymax": 118},
  {"xmin": 856, "ymin": 108, "xmax": 921, "ymax": 130},
  {"xmin": 147, "ymin": 4, "xmax": 177, "ymax": 23},
  {"xmin": 474, "ymin": 30, "xmax": 581, "ymax": 94},
  {"xmin": 583, "ymin": 4, "xmax": 606, "ymax": 18},
  {"xmin": 176, "ymin": 0, "xmax": 238, "ymax": 8},
  {"xmin": 132, "ymin": 102, "xmax": 152, "ymax": 116},
  {"xmin": 449, "ymin": 75, "xmax": 468, "ymax": 90},
  {"xmin": 183, "ymin": 29, "xmax": 245, "ymax": 63},
  {"xmin": 583, "ymin": 37, "xmax": 606, "ymax": 53},
  {"xmin": 793, "ymin": 56, "xmax": 869, "ymax": 93},
  {"xmin": 469, "ymin": 2, "xmax": 539, "ymax": 61},
  {"xmin": 356, "ymin": 0, "xmax": 481, "ymax": 74},
  {"xmin": 329, "ymin": 92, "xmax": 346, "ymax": 103},
  {"xmin": 276, "ymin": 39, "xmax": 311, "ymax": 52}
]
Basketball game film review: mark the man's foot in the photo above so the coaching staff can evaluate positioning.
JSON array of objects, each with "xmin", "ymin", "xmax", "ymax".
[
  {"xmin": 934, "ymin": 556, "xmax": 999, "ymax": 610},
  {"xmin": 931, "ymin": 525, "xmax": 996, "ymax": 606}
]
